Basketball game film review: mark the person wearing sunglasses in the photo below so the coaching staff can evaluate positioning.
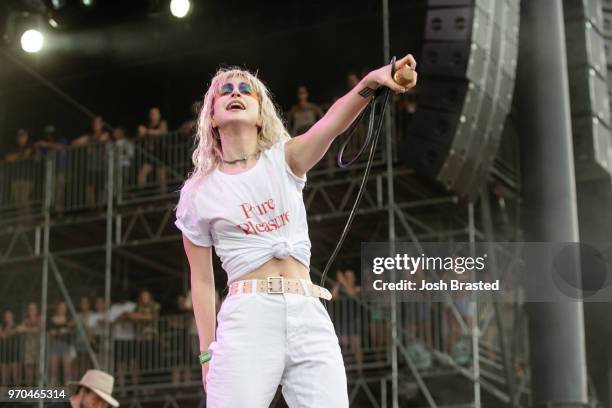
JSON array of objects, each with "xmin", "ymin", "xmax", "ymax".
[{"xmin": 175, "ymin": 55, "xmax": 417, "ymax": 407}]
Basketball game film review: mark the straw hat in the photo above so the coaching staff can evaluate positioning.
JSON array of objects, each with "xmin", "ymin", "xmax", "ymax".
[{"xmin": 69, "ymin": 369, "xmax": 120, "ymax": 407}]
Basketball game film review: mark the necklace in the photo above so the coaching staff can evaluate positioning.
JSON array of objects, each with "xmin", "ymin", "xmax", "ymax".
[{"xmin": 221, "ymin": 151, "xmax": 260, "ymax": 165}]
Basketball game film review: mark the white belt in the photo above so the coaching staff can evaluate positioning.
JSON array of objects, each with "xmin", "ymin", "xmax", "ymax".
[{"xmin": 227, "ymin": 277, "xmax": 332, "ymax": 301}]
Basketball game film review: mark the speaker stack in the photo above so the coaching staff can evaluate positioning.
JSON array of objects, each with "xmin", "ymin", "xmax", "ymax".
[
  {"xmin": 402, "ymin": 0, "xmax": 520, "ymax": 201},
  {"xmin": 568, "ymin": 0, "xmax": 612, "ymax": 181}
]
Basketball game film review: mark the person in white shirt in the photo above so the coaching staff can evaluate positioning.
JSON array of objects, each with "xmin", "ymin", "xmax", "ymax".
[
  {"xmin": 108, "ymin": 293, "xmax": 136, "ymax": 393},
  {"xmin": 175, "ymin": 56, "xmax": 417, "ymax": 407}
]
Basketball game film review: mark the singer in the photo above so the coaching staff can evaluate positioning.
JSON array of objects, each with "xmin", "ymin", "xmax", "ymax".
[{"xmin": 175, "ymin": 54, "xmax": 417, "ymax": 407}]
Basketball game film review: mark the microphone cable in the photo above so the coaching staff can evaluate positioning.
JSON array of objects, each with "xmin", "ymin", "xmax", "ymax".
[{"xmin": 319, "ymin": 56, "xmax": 397, "ymax": 301}]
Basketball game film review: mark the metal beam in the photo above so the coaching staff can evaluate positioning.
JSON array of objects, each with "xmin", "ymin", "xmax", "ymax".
[
  {"xmin": 468, "ymin": 203, "xmax": 481, "ymax": 407},
  {"xmin": 49, "ymin": 255, "xmax": 100, "ymax": 369},
  {"xmin": 103, "ymin": 146, "xmax": 114, "ymax": 370},
  {"xmin": 480, "ymin": 187, "xmax": 517, "ymax": 407},
  {"xmin": 37, "ymin": 157, "xmax": 52, "ymax": 408},
  {"xmin": 115, "ymin": 248, "xmax": 178, "ymax": 276},
  {"xmin": 382, "ymin": 1, "xmax": 399, "ymax": 405}
]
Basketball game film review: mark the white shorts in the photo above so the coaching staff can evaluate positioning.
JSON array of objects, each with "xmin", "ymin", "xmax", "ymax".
[{"xmin": 205, "ymin": 280, "xmax": 349, "ymax": 408}]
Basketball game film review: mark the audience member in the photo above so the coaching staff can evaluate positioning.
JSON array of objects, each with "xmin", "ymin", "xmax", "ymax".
[
  {"xmin": 115, "ymin": 289, "xmax": 160, "ymax": 394},
  {"xmin": 88, "ymin": 297, "xmax": 106, "ymax": 351},
  {"xmin": 137, "ymin": 107, "xmax": 168, "ymax": 193},
  {"xmin": 17, "ymin": 302, "xmax": 40, "ymax": 386},
  {"xmin": 112, "ymin": 126, "xmax": 135, "ymax": 188},
  {"xmin": 394, "ymin": 87, "xmax": 418, "ymax": 150},
  {"xmin": 48, "ymin": 302, "xmax": 75, "ymax": 386},
  {"xmin": 4, "ymin": 129, "xmax": 33, "ymax": 220},
  {"xmin": 72, "ymin": 116, "xmax": 110, "ymax": 207},
  {"xmin": 286, "ymin": 86, "xmax": 323, "ymax": 136},
  {"xmin": 47, "ymin": 368, "xmax": 119, "ymax": 408},
  {"xmin": 323, "ymin": 72, "xmax": 367, "ymax": 177},
  {"xmin": 108, "ymin": 292, "xmax": 136, "ymax": 393},
  {"xmin": 33, "ymin": 125, "xmax": 69, "ymax": 214},
  {"xmin": 0, "ymin": 309, "xmax": 21, "ymax": 385},
  {"xmin": 178, "ymin": 100, "xmax": 200, "ymax": 136},
  {"xmin": 4, "ymin": 129, "xmax": 32, "ymax": 162}
]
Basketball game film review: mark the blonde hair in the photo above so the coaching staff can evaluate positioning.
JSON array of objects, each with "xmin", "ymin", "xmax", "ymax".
[{"xmin": 183, "ymin": 67, "xmax": 290, "ymax": 191}]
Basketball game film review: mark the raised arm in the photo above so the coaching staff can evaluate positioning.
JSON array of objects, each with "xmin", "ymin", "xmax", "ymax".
[
  {"xmin": 72, "ymin": 134, "xmax": 89, "ymax": 146},
  {"xmin": 285, "ymin": 54, "xmax": 417, "ymax": 178},
  {"xmin": 331, "ymin": 282, "xmax": 341, "ymax": 300},
  {"xmin": 182, "ymin": 235, "xmax": 216, "ymax": 391},
  {"xmin": 35, "ymin": 140, "xmax": 66, "ymax": 151},
  {"xmin": 4, "ymin": 153, "xmax": 18, "ymax": 162}
]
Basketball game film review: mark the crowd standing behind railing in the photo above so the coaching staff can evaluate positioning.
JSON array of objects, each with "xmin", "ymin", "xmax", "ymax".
[
  {"xmin": 0, "ymin": 266, "xmax": 505, "ymax": 388},
  {"xmin": 0, "ymin": 74, "xmax": 418, "ymax": 222},
  {"xmin": 0, "ymin": 287, "xmax": 218, "ymax": 387}
]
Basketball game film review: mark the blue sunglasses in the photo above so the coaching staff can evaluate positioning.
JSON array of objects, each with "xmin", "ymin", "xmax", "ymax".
[{"xmin": 219, "ymin": 82, "xmax": 257, "ymax": 97}]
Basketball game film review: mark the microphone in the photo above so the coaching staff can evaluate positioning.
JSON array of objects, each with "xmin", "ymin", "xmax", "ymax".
[{"xmin": 393, "ymin": 64, "xmax": 415, "ymax": 86}]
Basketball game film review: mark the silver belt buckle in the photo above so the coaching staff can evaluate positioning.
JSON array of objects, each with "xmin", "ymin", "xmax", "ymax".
[{"xmin": 267, "ymin": 276, "xmax": 284, "ymax": 294}]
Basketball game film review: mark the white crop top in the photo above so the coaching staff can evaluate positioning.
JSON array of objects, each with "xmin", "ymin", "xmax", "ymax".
[{"xmin": 175, "ymin": 139, "xmax": 311, "ymax": 285}]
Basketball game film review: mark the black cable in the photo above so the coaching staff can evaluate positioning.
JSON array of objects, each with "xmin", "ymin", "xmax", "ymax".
[{"xmin": 319, "ymin": 56, "xmax": 397, "ymax": 302}]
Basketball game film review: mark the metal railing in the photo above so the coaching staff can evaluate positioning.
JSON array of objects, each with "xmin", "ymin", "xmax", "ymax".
[
  {"xmin": 118, "ymin": 132, "xmax": 193, "ymax": 205},
  {"xmin": 328, "ymin": 291, "xmax": 524, "ymax": 373},
  {"xmin": 0, "ymin": 155, "xmax": 46, "ymax": 221},
  {"xmin": 0, "ymin": 293, "xmax": 530, "ymax": 408},
  {"xmin": 60, "ymin": 143, "xmax": 108, "ymax": 211},
  {"xmin": 0, "ymin": 114, "xmax": 407, "ymax": 223},
  {"xmin": 0, "ymin": 294, "xmax": 525, "ymax": 390}
]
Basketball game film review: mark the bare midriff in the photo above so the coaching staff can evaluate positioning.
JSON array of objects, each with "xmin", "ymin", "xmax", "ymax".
[{"xmin": 236, "ymin": 256, "xmax": 311, "ymax": 283}]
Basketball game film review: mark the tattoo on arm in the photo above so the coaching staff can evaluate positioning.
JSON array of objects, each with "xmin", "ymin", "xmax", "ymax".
[{"xmin": 358, "ymin": 86, "xmax": 376, "ymax": 98}]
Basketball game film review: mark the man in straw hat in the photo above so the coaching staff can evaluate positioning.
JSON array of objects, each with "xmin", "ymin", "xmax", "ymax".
[{"xmin": 48, "ymin": 369, "xmax": 119, "ymax": 408}]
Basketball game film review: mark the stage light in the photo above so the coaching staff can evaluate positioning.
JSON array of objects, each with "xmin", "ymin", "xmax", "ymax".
[
  {"xmin": 82, "ymin": 0, "xmax": 95, "ymax": 7},
  {"xmin": 20, "ymin": 29, "xmax": 44, "ymax": 53},
  {"xmin": 48, "ymin": 18, "xmax": 59, "ymax": 28},
  {"xmin": 51, "ymin": 0, "xmax": 68, "ymax": 10},
  {"xmin": 170, "ymin": 0, "xmax": 190, "ymax": 18}
]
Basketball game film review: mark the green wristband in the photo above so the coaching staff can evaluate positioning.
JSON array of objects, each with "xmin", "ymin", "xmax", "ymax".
[{"xmin": 199, "ymin": 351, "xmax": 211, "ymax": 365}]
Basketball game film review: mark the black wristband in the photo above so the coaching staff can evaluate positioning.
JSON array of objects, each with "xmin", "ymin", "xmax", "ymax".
[{"xmin": 358, "ymin": 86, "xmax": 376, "ymax": 98}]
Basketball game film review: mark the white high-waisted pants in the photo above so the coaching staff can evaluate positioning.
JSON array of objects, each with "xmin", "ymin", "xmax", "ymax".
[{"xmin": 205, "ymin": 279, "xmax": 349, "ymax": 408}]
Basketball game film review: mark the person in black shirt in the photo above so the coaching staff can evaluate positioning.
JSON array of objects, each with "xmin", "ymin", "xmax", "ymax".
[
  {"xmin": 137, "ymin": 107, "xmax": 169, "ymax": 193},
  {"xmin": 48, "ymin": 302, "xmax": 75, "ymax": 386}
]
